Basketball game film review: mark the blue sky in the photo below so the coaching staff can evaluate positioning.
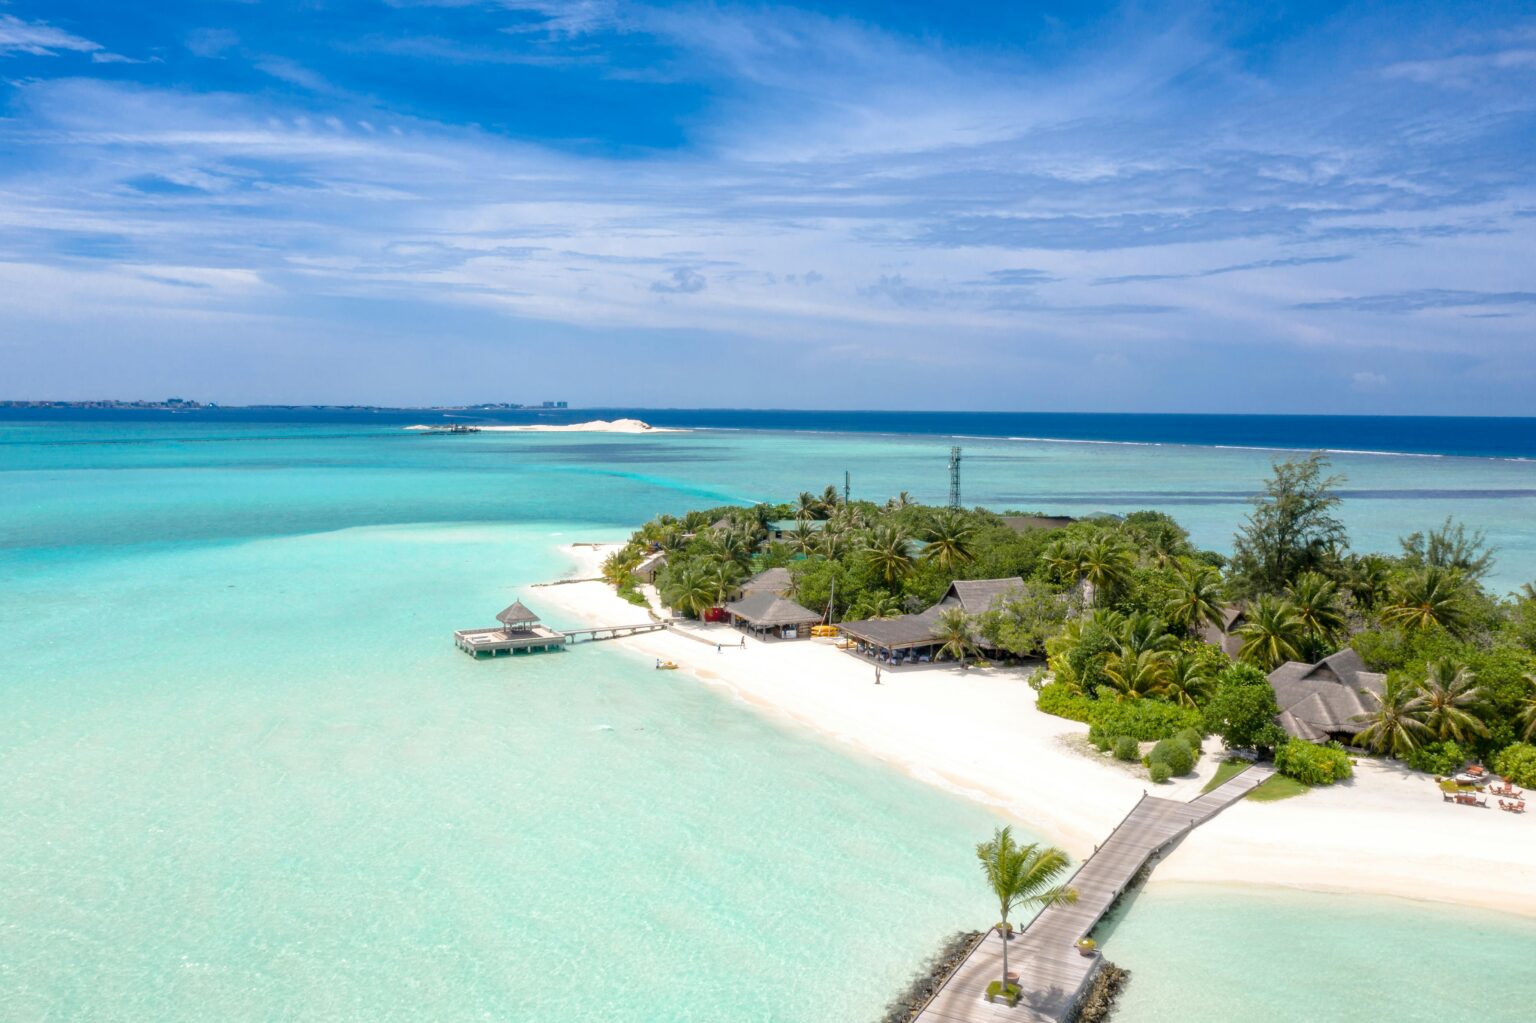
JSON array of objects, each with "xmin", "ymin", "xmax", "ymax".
[{"xmin": 0, "ymin": 1, "xmax": 1533, "ymax": 412}]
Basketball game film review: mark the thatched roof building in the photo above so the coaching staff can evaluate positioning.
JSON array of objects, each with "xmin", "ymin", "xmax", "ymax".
[
  {"xmin": 740, "ymin": 566, "xmax": 792, "ymax": 598},
  {"xmin": 839, "ymin": 578, "xmax": 1025, "ymax": 655},
  {"xmin": 1200, "ymin": 604, "xmax": 1248, "ymax": 660},
  {"xmin": 723, "ymin": 591, "xmax": 822, "ymax": 637},
  {"xmin": 1268, "ymin": 649, "xmax": 1385, "ymax": 743},
  {"xmin": 496, "ymin": 600, "xmax": 540, "ymax": 630},
  {"xmin": 999, "ymin": 515, "xmax": 1076, "ymax": 532}
]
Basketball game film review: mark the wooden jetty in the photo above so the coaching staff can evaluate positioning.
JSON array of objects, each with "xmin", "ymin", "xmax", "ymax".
[
  {"xmin": 914, "ymin": 766, "xmax": 1273, "ymax": 1023},
  {"xmin": 454, "ymin": 597, "xmax": 665, "ymax": 657}
]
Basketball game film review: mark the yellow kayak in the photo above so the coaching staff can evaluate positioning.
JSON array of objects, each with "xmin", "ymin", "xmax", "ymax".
[{"xmin": 655, "ymin": 661, "xmax": 679, "ymax": 670}]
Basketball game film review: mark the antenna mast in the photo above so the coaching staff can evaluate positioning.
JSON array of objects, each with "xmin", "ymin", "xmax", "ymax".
[
  {"xmin": 948, "ymin": 446, "xmax": 962, "ymax": 509},
  {"xmin": 844, "ymin": 470, "xmax": 851, "ymax": 505}
]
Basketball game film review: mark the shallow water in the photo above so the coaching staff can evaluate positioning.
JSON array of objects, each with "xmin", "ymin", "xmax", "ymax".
[{"xmin": 3, "ymin": 418, "xmax": 1535, "ymax": 1021}]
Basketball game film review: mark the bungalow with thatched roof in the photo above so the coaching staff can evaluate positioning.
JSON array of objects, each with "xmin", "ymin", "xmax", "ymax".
[
  {"xmin": 1200, "ymin": 604, "xmax": 1248, "ymax": 660},
  {"xmin": 632, "ymin": 550, "xmax": 667, "ymax": 583},
  {"xmin": 739, "ymin": 566, "xmax": 792, "ymax": 598},
  {"xmin": 1268, "ymin": 649, "xmax": 1385, "ymax": 744},
  {"xmin": 839, "ymin": 577, "xmax": 1026, "ymax": 663},
  {"xmin": 496, "ymin": 600, "xmax": 541, "ymax": 631},
  {"xmin": 723, "ymin": 591, "xmax": 823, "ymax": 639},
  {"xmin": 998, "ymin": 515, "xmax": 1076, "ymax": 533}
]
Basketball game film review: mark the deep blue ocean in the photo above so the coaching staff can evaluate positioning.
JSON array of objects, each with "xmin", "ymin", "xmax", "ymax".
[{"xmin": 7, "ymin": 406, "xmax": 1536, "ymax": 460}]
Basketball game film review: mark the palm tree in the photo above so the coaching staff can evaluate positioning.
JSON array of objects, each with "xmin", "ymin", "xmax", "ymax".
[
  {"xmin": 975, "ymin": 826, "xmax": 1077, "ymax": 998},
  {"xmin": 1354, "ymin": 677, "xmax": 1434, "ymax": 758},
  {"xmin": 820, "ymin": 484, "xmax": 843, "ymax": 511},
  {"xmin": 1382, "ymin": 566, "xmax": 1469, "ymax": 633},
  {"xmin": 847, "ymin": 592, "xmax": 904, "ymax": 620},
  {"xmin": 1235, "ymin": 595, "xmax": 1304, "ymax": 670},
  {"xmin": 862, "ymin": 525, "xmax": 914, "ymax": 588},
  {"xmin": 922, "ymin": 509, "xmax": 977, "ymax": 571},
  {"xmin": 817, "ymin": 527, "xmax": 849, "ymax": 561},
  {"xmin": 886, "ymin": 491, "xmax": 914, "ymax": 511},
  {"xmin": 1343, "ymin": 554, "xmax": 1392, "ymax": 611},
  {"xmin": 1410, "ymin": 660, "xmax": 1488, "ymax": 743},
  {"xmin": 1164, "ymin": 564, "xmax": 1226, "ymax": 637},
  {"xmin": 1117, "ymin": 613, "xmax": 1176, "ymax": 657},
  {"xmin": 1519, "ymin": 675, "xmax": 1536, "ymax": 742},
  {"xmin": 1101, "ymin": 648, "xmax": 1171, "ymax": 701},
  {"xmin": 1285, "ymin": 571, "xmax": 1347, "ymax": 646},
  {"xmin": 1077, "ymin": 534, "xmax": 1135, "ymax": 605},
  {"xmin": 1043, "ymin": 537, "xmax": 1084, "ymax": 585},
  {"xmin": 1162, "ymin": 651, "xmax": 1216, "ymax": 709},
  {"xmin": 661, "ymin": 564, "xmax": 716, "ymax": 619},
  {"xmin": 934, "ymin": 607, "xmax": 978, "ymax": 667},
  {"xmin": 795, "ymin": 491, "xmax": 822, "ymax": 521},
  {"xmin": 788, "ymin": 522, "xmax": 820, "ymax": 557}
]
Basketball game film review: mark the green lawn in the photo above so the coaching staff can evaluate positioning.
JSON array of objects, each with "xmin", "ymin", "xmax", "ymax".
[
  {"xmin": 1247, "ymin": 774, "xmax": 1308, "ymax": 802},
  {"xmin": 1200, "ymin": 759, "xmax": 1251, "ymax": 794}
]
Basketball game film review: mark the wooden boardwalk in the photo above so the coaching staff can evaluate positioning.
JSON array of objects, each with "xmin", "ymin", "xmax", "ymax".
[
  {"xmin": 455, "ymin": 622, "xmax": 664, "ymax": 656},
  {"xmin": 915, "ymin": 766, "xmax": 1273, "ymax": 1023}
]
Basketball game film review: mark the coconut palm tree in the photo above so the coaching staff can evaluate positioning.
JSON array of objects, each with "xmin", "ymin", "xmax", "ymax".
[
  {"xmin": 975, "ymin": 827, "xmax": 1077, "ymax": 999},
  {"xmin": 788, "ymin": 521, "xmax": 820, "ymax": 557},
  {"xmin": 1354, "ymin": 677, "xmax": 1434, "ymax": 758},
  {"xmin": 847, "ymin": 591, "xmax": 904, "ymax": 620},
  {"xmin": 820, "ymin": 484, "xmax": 843, "ymax": 511},
  {"xmin": 1117, "ymin": 613, "xmax": 1177, "ymax": 657},
  {"xmin": 1519, "ymin": 675, "xmax": 1536, "ymax": 742},
  {"xmin": 886, "ymin": 491, "xmax": 914, "ymax": 511},
  {"xmin": 1162, "ymin": 651, "xmax": 1217, "ymax": 709},
  {"xmin": 1410, "ymin": 660, "xmax": 1488, "ymax": 743},
  {"xmin": 1382, "ymin": 566, "xmax": 1469, "ymax": 633},
  {"xmin": 1285, "ymin": 571, "xmax": 1348, "ymax": 647},
  {"xmin": 934, "ymin": 607, "xmax": 978, "ymax": 667},
  {"xmin": 922, "ymin": 509, "xmax": 977, "ymax": 571},
  {"xmin": 862, "ymin": 525, "xmax": 914, "ymax": 588},
  {"xmin": 1043, "ymin": 537, "xmax": 1085, "ymax": 588},
  {"xmin": 661, "ymin": 564, "xmax": 717, "ymax": 619},
  {"xmin": 1076, "ymin": 535, "xmax": 1135, "ymax": 606},
  {"xmin": 1101, "ymin": 648, "xmax": 1172, "ymax": 701},
  {"xmin": 1164, "ymin": 564, "xmax": 1226, "ymax": 638},
  {"xmin": 1235, "ymin": 595, "xmax": 1304, "ymax": 670},
  {"xmin": 817, "ymin": 526, "xmax": 849, "ymax": 561},
  {"xmin": 795, "ymin": 491, "xmax": 822, "ymax": 521},
  {"xmin": 1343, "ymin": 554, "xmax": 1393, "ymax": 611}
]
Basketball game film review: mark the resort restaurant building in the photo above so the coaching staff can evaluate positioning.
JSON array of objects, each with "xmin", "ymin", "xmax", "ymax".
[
  {"xmin": 1267, "ymin": 649, "xmax": 1385, "ymax": 744},
  {"xmin": 839, "ymin": 578, "xmax": 1024, "ymax": 665},
  {"xmin": 722, "ymin": 591, "xmax": 823, "ymax": 639}
]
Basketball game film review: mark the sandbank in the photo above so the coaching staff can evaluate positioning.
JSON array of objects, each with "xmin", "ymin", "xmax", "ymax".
[
  {"xmin": 406, "ymin": 418, "xmax": 681, "ymax": 433},
  {"xmin": 534, "ymin": 543, "xmax": 1536, "ymax": 918}
]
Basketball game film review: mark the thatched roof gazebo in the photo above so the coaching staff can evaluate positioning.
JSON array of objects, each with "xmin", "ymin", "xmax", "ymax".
[
  {"xmin": 723, "ymin": 591, "xmax": 822, "ymax": 638},
  {"xmin": 496, "ymin": 600, "xmax": 541, "ymax": 632}
]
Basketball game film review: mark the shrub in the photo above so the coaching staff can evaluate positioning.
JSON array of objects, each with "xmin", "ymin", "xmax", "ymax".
[
  {"xmin": 1149, "ymin": 761, "xmax": 1172, "ymax": 783},
  {"xmin": 1092, "ymin": 699, "xmax": 1202, "ymax": 742},
  {"xmin": 1204, "ymin": 674, "xmax": 1287, "ymax": 752},
  {"xmin": 1175, "ymin": 727, "xmax": 1204, "ymax": 755},
  {"xmin": 1149, "ymin": 737, "xmax": 1194, "ymax": 777},
  {"xmin": 1405, "ymin": 740, "xmax": 1465, "ymax": 777},
  {"xmin": 1113, "ymin": 735, "xmax": 1140, "ymax": 762},
  {"xmin": 1494, "ymin": 743, "xmax": 1536, "ymax": 788},
  {"xmin": 986, "ymin": 981, "xmax": 1021, "ymax": 1006},
  {"xmin": 1274, "ymin": 739, "xmax": 1354, "ymax": 786},
  {"xmin": 1037, "ymin": 681, "xmax": 1096, "ymax": 723},
  {"xmin": 1088, "ymin": 726, "xmax": 1112, "ymax": 753}
]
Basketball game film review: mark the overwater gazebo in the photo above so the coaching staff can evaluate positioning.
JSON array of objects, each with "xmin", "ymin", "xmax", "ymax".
[{"xmin": 496, "ymin": 599, "xmax": 541, "ymax": 633}]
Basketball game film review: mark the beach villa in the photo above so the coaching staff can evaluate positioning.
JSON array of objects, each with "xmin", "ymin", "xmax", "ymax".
[
  {"xmin": 1267, "ymin": 649, "xmax": 1386, "ymax": 744},
  {"xmin": 840, "ymin": 578, "xmax": 1024, "ymax": 663},
  {"xmin": 722, "ymin": 591, "xmax": 823, "ymax": 639},
  {"xmin": 1199, "ymin": 604, "xmax": 1248, "ymax": 660}
]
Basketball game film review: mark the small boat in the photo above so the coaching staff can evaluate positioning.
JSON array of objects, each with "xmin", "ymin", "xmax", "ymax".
[{"xmin": 655, "ymin": 660, "xmax": 679, "ymax": 671}]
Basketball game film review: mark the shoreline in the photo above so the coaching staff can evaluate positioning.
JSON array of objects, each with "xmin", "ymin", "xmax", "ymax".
[{"xmin": 537, "ymin": 542, "xmax": 1536, "ymax": 921}]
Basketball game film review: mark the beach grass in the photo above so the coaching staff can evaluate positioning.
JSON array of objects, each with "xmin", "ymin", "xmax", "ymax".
[
  {"xmin": 1201, "ymin": 759, "xmax": 1251, "ymax": 793},
  {"xmin": 1247, "ymin": 775, "xmax": 1308, "ymax": 802}
]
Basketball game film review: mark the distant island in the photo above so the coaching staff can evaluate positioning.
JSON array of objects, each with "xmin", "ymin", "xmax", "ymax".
[{"xmin": 0, "ymin": 399, "xmax": 571, "ymax": 411}]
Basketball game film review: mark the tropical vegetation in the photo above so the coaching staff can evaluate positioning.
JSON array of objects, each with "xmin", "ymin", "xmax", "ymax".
[{"xmin": 975, "ymin": 826, "xmax": 1077, "ymax": 1002}]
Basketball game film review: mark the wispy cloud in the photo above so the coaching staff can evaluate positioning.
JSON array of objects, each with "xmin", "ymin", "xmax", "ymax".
[
  {"xmin": 0, "ymin": 14, "xmax": 100, "ymax": 57},
  {"xmin": 1094, "ymin": 255, "xmax": 1350, "ymax": 286},
  {"xmin": 1296, "ymin": 290, "xmax": 1536, "ymax": 313}
]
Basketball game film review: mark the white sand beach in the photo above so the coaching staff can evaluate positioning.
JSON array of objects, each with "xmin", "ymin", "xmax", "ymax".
[
  {"xmin": 535, "ymin": 543, "xmax": 1536, "ymax": 918},
  {"xmin": 406, "ymin": 419, "xmax": 680, "ymax": 433}
]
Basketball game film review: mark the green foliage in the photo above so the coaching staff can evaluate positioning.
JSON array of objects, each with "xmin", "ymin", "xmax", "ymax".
[
  {"xmin": 1175, "ymin": 726, "xmax": 1205, "ymax": 752},
  {"xmin": 1399, "ymin": 517, "xmax": 1496, "ymax": 581},
  {"xmin": 986, "ymin": 981, "xmax": 1021, "ymax": 1007},
  {"xmin": 1247, "ymin": 774, "xmax": 1309, "ymax": 802},
  {"xmin": 1094, "ymin": 698, "xmax": 1202, "ymax": 742},
  {"xmin": 1494, "ymin": 743, "xmax": 1536, "ymax": 788},
  {"xmin": 1230, "ymin": 454, "xmax": 1348, "ymax": 595},
  {"xmin": 1037, "ymin": 681, "xmax": 1095, "ymax": 723},
  {"xmin": 1148, "ymin": 737, "xmax": 1194, "ymax": 776},
  {"xmin": 978, "ymin": 581, "xmax": 1075, "ymax": 657},
  {"xmin": 1204, "ymin": 668, "xmax": 1286, "ymax": 751},
  {"xmin": 1405, "ymin": 740, "xmax": 1466, "ymax": 776},
  {"xmin": 1112, "ymin": 735, "xmax": 1140, "ymax": 761},
  {"xmin": 1274, "ymin": 739, "xmax": 1353, "ymax": 785},
  {"xmin": 1148, "ymin": 761, "xmax": 1172, "ymax": 784}
]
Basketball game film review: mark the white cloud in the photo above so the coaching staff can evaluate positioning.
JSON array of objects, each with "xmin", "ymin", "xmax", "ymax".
[{"xmin": 0, "ymin": 14, "xmax": 100, "ymax": 57}]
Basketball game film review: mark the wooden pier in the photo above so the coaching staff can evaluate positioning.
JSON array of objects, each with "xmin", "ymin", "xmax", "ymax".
[
  {"xmin": 914, "ymin": 766, "xmax": 1273, "ymax": 1023},
  {"xmin": 454, "ymin": 594, "xmax": 667, "ymax": 658}
]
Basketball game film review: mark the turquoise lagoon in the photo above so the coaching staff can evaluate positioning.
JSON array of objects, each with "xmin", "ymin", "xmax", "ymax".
[{"xmin": 2, "ymin": 418, "xmax": 1534, "ymax": 1022}]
